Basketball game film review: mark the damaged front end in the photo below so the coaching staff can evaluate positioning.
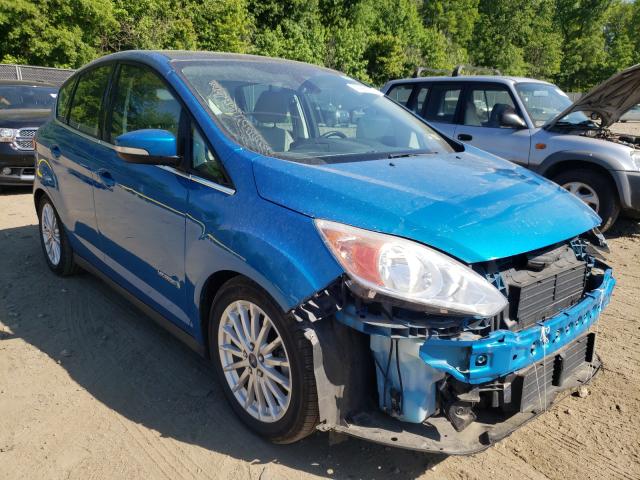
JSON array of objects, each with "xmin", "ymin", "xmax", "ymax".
[{"xmin": 292, "ymin": 237, "xmax": 615, "ymax": 454}]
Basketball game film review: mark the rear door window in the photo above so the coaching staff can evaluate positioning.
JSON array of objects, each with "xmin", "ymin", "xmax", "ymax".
[
  {"xmin": 414, "ymin": 86, "xmax": 429, "ymax": 115},
  {"xmin": 109, "ymin": 64, "xmax": 182, "ymax": 142},
  {"xmin": 68, "ymin": 65, "xmax": 112, "ymax": 137},
  {"xmin": 424, "ymin": 84, "xmax": 461, "ymax": 123}
]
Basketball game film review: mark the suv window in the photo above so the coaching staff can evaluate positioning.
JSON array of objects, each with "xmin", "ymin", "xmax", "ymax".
[
  {"xmin": 68, "ymin": 66, "xmax": 112, "ymax": 137},
  {"xmin": 463, "ymin": 85, "xmax": 517, "ymax": 127},
  {"xmin": 56, "ymin": 79, "xmax": 75, "ymax": 122},
  {"xmin": 191, "ymin": 126, "xmax": 229, "ymax": 187},
  {"xmin": 414, "ymin": 86, "xmax": 429, "ymax": 114},
  {"xmin": 110, "ymin": 64, "xmax": 182, "ymax": 142},
  {"xmin": 424, "ymin": 85, "xmax": 461, "ymax": 123},
  {"xmin": 387, "ymin": 84, "xmax": 413, "ymax": 107}
]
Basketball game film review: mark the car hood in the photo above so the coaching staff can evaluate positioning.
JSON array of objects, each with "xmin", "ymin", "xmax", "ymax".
[
  {"xmin": 0, "ymin": 108, "xmax": 51, "ymax": 128},
  {"xmin": 252, "ymin": 149, "xmax": 601, "ymax": 264},
  {"xmin": 546, "ymin": 63, "xmax": 640, "ymax": 128}
]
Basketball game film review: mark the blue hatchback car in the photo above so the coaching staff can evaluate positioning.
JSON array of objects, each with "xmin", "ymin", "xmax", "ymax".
[{"xmin": 34, "ymin": 51, "xmax": 615, "ymax": 454}]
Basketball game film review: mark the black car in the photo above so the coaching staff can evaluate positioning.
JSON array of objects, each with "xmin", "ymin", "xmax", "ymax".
[{"xmin": 0, "ymin": 80, "xmax": 57, "ymax": 188}]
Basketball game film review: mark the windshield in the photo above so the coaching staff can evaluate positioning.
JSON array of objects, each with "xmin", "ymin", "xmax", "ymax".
[
  {"xmin": 177, "ymin": 59, "xmax": 453, "ymax": 163},
  {"xmin": 515, "ymin": 83, "xmax": 590, "ymax": 128},
  {"xmin": 0, "ymin": 85, "xmax": 57, "ymax": 110}
]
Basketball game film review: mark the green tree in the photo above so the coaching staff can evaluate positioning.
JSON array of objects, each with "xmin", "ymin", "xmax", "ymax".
[
  {"xmin": 554, "ymin": 0, "xmax": 611, "ymax": 90},
  {"xmin": 0, "ymin": 0, "xmax": 117, "ymax": 68},
  {"xmin": 249, "ymin": 0, "xmax": 326, "ymax": 64},
  {"xmin": 108, "ymin": 0, "xmax": 196, "ymax": 51},
  {"xmin": 468, "ymin": 0, "xmax": 562, "ymax": 79},
  {"xmin": 600, "ymin": 0, "xmax": 636, "ymax": 78},
  {"xmin": 189, "ymin": 0, "xmax": 253, "ymax": 53},
  {"xmin": 421, "ymin": 0, "xmax": 479, "ymax": 65}
]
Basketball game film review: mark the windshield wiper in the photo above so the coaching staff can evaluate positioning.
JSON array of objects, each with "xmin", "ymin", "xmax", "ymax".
[{"xmin": 387, "ymin": 151, "xmax": 435, "ymax": 159}]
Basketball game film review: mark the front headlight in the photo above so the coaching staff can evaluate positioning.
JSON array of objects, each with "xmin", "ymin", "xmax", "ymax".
[
  {"xmin": 631, "ymin": 151, "xmax": 640, "ymax": 171},
  {"xmin": 315, "ymin": 219, "xmax": 508, "ymax": 317},
  {"xmin": 0, "ymin": 128, "xmax": 17, "ymax": 143}
]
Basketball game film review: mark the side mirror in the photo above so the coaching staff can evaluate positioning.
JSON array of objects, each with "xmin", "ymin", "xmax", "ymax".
[
  {"xmin": 114, "ymin": 129, "xmax": 180, "ymax": 165},
  {"xmin": 500, "ymin": 111, "xmax": 527, "ymax": 129}
]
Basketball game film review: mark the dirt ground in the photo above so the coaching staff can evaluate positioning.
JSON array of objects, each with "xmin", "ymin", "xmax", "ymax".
[{"xmin": 1, "ymin": 125, "xmax": 639, "ymax": 479}]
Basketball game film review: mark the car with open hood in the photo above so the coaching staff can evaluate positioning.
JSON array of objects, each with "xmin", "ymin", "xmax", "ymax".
[
  {"xmin": 0, "ymin": 80, "xmax": 58, "ymax": 188},
  {"xmin": 382, "ymin": 64, "xmax": 640, "ymax": 231},
  {"xmin": 33, "ymin": 51, "xmax": 615, "ymax": 454}
]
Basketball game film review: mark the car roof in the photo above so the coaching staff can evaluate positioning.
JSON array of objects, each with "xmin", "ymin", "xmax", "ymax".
[
  {"xmin": 0, "ymin": 79, "xmax": 58, "ymax": 87},
  {"xmin": 382, "ymin": 75, "xmax": 553, "ymax": 90},
  {"xmin": 80, "ymin": 50, "xmax": 339, "ymax": 76}
]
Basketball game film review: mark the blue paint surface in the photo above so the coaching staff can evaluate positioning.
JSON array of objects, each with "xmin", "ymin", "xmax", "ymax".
[{"xmin": 253, "ymin": 147, "xmax": 600, "ymax": 264}]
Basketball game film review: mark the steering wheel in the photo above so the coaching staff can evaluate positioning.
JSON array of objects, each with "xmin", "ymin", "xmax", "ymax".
[{"xmin": 321, "ymin": 130, "xmax": 347, "ymax": 139}]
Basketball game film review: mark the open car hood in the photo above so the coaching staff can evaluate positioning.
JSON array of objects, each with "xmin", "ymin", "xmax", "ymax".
[{"xmin": 546, "ymin": 63, "xmax": 640, "ymax": 129}]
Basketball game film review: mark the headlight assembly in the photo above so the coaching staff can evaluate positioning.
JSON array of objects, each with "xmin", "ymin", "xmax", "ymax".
[
  {"xmin": 315, "ymin": 219, "xmax": 508, "ymax": 317},
  {"xmin": 0, "ymin": 128, "xmax": 17, "ymax": 142}
]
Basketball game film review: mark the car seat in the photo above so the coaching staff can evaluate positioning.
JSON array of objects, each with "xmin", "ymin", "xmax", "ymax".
[{"xmin": 252, "ymin": 91, "xmax": 294, "ymax": 152}]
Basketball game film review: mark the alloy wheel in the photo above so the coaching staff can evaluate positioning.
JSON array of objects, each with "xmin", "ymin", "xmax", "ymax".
[
  {"xmin": 41, "ymin": 203, "xmax": 61, "ymax": 266},
  {"xmin": 218, "ymin": 300, "xmax": 292, "ymax": 423},
  {"xmin": 562, "ymin": 181, "xmax": 600, "ymax": 212}
]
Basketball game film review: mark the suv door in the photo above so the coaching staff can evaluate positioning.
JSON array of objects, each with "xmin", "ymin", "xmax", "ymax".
[
  {"xmin": 454, "ymin": 83, "xmax": 531, "ymax": 165},
  {"xmin": 421, "ymin": 83, "xmax": 463, "ymax": 137},
  {"xmin": 46, "ymin": 65, "xmax": 113, "ymax": 263},
  {"xmin": 93, "ymin": 63, "xmax": 191, "ymax": 331}
]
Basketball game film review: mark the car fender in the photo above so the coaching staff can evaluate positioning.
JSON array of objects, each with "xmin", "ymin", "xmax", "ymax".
[
  {"xmin": 535, "ymin": 150, "xmax": 630, "ymax": 205},
  {"xmin": 184, "ymin": 195, "xmax": 344, "ymax": 344}
]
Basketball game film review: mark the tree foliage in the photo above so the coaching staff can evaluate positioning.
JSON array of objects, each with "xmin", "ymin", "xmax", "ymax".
[{"xmin": 0, "ymin": 0, "xmax": 637, "ymax": 90}]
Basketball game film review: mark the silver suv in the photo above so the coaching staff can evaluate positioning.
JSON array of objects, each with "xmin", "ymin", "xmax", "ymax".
[{"xmin": 382, "ymin": 65, "xmax": 640, "ymax": 230}]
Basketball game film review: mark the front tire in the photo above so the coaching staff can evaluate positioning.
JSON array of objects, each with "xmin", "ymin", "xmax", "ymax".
[
  {"xmin": 209, "ymin": 277, "xmax": 318, "ymax": 443},
  {"xmin": 552, "ymin": 169, "xmax": 620, "ymax": 232},
  {"xmin": 37, "ymin": 196, "xmax": 77, "ymax": 275}
]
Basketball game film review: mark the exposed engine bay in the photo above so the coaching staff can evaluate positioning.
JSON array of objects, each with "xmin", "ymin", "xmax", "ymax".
[
  {"xmin": 583, "ymin": 127, "xmax": 640, "ymax": 149},
  {"xmin": 292, "ymin": 235, "xmax": 615, "ymax": 454}
]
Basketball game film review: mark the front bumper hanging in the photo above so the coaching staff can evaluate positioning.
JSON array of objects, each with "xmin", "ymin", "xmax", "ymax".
[{"xmin": 298, "ymin": 267, "xmax": 614, "ymax": 454}]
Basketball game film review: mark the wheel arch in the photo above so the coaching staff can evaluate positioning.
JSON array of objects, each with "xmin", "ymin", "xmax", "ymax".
[
  {"xmin": 33, "ymin": 187, "xmax": 49, "ymax": 213},
  {"xmin": 537, "ymin": 153, "xmax": 623, "ymax": 203},
  {"xmin": 198, "ymin": 269, "xmax": 241, "ymax": 357}
]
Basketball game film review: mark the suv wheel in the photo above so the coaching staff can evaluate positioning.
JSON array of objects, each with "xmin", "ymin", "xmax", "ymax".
[
  {"xmin": 209, "ymin": 277, "xmax": 318, "ymax": 443},
  {"xmin": 37, "ymin": 196, "xmax": 77, "ymax": 275},
  {"xmin": 552, "ymin": 169, "xmax": 620, "ymax": 232}
]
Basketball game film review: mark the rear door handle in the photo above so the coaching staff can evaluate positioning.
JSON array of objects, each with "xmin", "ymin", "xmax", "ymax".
[
  {"xmin": 457, "ymin": 133, "xmax": 473, "ymax": 141},
  {"xmin": 97, "ymin": 168, "xmax": 116, "ymax": 188},
  {"xmin": 51, "ymin": 145, "xmax": 62, "ymax": 158}
]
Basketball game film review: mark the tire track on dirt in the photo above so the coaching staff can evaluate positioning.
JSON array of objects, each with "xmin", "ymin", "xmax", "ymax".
[{"xmin": 528, "ymin": 426, "xmax": 635, "ymax": 480}]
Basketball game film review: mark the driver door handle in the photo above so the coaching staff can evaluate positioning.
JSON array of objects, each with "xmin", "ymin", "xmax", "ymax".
[{"xmin": 457, "ymin": 133, "xmax": 473, "ymax": 141}]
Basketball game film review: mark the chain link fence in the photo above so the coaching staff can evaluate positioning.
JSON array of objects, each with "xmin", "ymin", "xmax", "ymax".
[{"xmin": 0, "ymin": 64, "xmax": 75, "ymax": 86}]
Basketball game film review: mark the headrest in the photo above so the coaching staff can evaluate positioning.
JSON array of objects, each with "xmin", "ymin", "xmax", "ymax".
[{"xmin": 253, "ymin": 90, "xmax": 292, "ymax": 124}]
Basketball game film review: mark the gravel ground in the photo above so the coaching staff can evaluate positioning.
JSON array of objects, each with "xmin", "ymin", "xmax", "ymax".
[
  {"xmin": 1, "ymin": 127, "xmax": 639, "ymax": 479},
  {"xmin": 611, "ymin": 120, "xmax": 640, "ymax": 137}
]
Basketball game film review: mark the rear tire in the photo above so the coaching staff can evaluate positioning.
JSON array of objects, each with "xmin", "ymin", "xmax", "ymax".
[
  {"xmin": 37, "ymin": 196, "xmax": 77, "ymax": 276},
  {"xmin": 209, "ymin": 277, "xmax": 318, "ymax": 443},
  {"xmin": 552, "ymin": 169, "xmax": 620, "ymax": 232}
]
